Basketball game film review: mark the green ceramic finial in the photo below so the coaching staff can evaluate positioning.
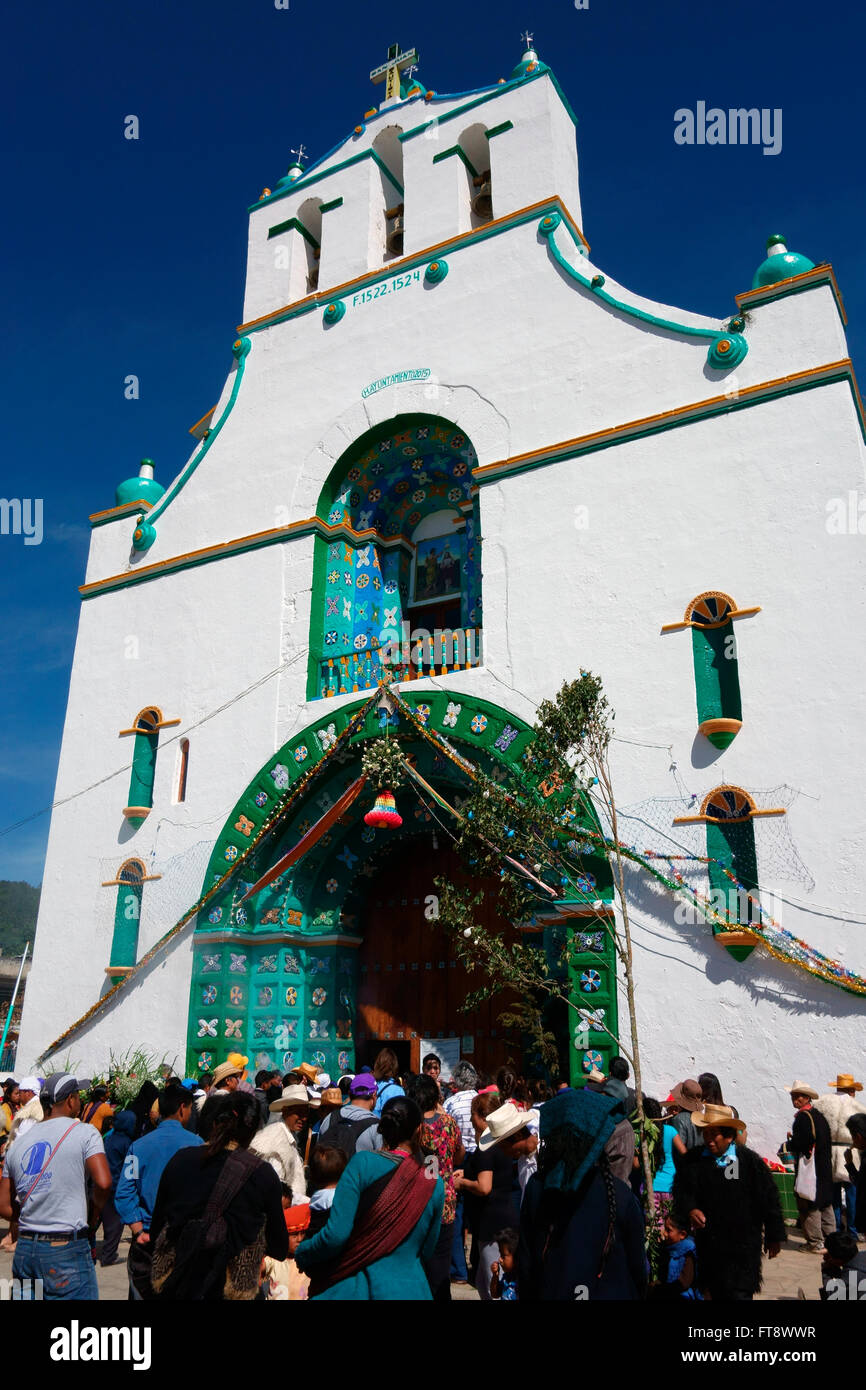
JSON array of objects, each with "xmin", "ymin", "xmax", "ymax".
[
  {"xmin": 752, "ymin": 233, "xmax": 815, "ymax": 290},
  {"xmin": 115, "ymin": 458, "xmax": 165, "ymax": 509}
]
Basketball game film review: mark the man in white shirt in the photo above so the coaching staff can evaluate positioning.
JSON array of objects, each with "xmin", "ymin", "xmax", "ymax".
[
  {"xmin": 0, "ymin": 1073, "xmax": 111, "ymax": 1300},
  {"xmin": 250, "ymin": 1083, "xmax": 309, "ymax": 1198}
]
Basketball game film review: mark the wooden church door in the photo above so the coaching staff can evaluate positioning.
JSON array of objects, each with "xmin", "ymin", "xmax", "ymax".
[{"xmin": 356, "ymin": 841, "xmax": 520, "ymax": 1077}]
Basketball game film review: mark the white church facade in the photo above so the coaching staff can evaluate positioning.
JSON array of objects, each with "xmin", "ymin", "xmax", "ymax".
[{"xmin": 17, "ymin": 41, "xmax": 866, "ymax": 1154}]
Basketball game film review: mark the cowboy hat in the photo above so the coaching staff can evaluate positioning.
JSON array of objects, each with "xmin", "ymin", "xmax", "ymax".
[
  {"xmin": 670, "ymin": 1080, "xmax": 704, "ymax": 1113},
  {"xmin": 297, "ymin": 1062, "xmax": 319, "ymax": 1085},
  {"xmin": 319, "ymin": 1087, "xmax": 343, "ymax": 1107},
  {"xmin": 269, "ymin": 1084, "xmax": 311, "ymax": 1113},
  {"xmin": 693, "ymin": 1103, "xmax": 746, "ymax": 1133},
  {"xmin": 785, "ymin": 1081, "xmax": 819, "ymax": 1099},
  {"xmin": 212, "ymin": 1061, "xmax": 243, "ymax": 1087},
  {"xmin": 478, "ymin": 1102, "xmax": 531, "ymax": 1151},
  {"xmin": 585, "ymin": 1068, "xmax": 606, "ymax": 1085},
  {"xmin": 828, "ymin": 1073, "xmax": 863, "ymax": 1092}
]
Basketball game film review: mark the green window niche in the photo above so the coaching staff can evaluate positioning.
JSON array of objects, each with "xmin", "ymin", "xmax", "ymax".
[
  {"xmin": 703, "ymin": 786, "xmax": 761, "ymax": 962},
  {"xmin": 108, "ymin": 859, "xmax": 146, "ymax": 981},
  {"xmin": 308, "ymin": 413, "xmax": 482, "ymax": 701},
  {"xmin": 121, "ymin": 706, "xmax": 179, "ymax": 824},
  {"xmin": 665, "ymin": 592, "xmax": 761, "ymax": 750}
]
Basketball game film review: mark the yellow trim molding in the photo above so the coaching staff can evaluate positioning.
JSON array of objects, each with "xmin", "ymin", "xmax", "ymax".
[
  {"xmin": 697, "ymin": 717, "xmax": 743, "ymax": 740},
  {"xmin": 736, "ymin": 264, "xmax": 847, "ymax": 326}
]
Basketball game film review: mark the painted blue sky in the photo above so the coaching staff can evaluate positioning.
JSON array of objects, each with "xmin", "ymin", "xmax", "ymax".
[{"xmin": 1, "ymin": 0, "xmax": 863, "ymax": 885}]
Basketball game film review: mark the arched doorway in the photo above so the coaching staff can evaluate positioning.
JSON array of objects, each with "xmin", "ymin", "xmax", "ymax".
[
  {"xmin": 356, "ymin": 839, "xmax": 521, "ymax": 1077},
  {"xmin": 185, "ymin": 685, "xmax": 618, "ymax": 1085}
]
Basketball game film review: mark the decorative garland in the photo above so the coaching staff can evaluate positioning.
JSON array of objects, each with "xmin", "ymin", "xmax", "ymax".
[
  {"xmin": 38, "ymin": 680, "xmax": 865, "ymax": 1062},
  {"xmin": 361, "ymin": 737, "xmax": 408, "ymax": 790},
  {"xmin": 35, "ymin": 685, "xmax": 385, "ymax": 1063}
]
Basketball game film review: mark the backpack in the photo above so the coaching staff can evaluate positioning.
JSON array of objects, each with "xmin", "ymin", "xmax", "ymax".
[{"xmin": 322, "ymin": 1112, "xmax": 380, "ymax": 1157}]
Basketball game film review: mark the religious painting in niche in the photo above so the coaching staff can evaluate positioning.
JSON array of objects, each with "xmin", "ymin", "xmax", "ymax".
[{"xmin": 412, "ymin": 532, "xmax": 463, "ymax": 606}]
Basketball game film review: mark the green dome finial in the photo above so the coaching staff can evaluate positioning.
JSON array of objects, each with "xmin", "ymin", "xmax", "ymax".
[
  {"xmin": 752, "ymin": 233, "xmax": 815, "ymax": 289},
  {"xmin": 115, "ymin": 458, "xmax": 165, "ymax": 509},
  {"xmin": 511, "ymin": 29, "xmax": 549, "ymax": 80}
]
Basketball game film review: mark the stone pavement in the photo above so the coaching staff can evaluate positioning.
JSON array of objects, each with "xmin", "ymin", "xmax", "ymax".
[{"xmin": 0, "ymin": 1218, "xmax": 830, "ymax": 1300}]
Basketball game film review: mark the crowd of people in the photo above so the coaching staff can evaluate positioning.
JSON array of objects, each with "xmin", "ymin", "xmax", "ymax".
[{"xmin": 1, "ymin": 1049, "xmax": 864, "ymax": 1302}]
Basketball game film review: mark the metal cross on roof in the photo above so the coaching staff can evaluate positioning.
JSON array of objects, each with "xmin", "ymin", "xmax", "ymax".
[
  {"xmin": 290, "ymin": 143, "xmax": 307, "ymax": 164},
  {"xmin": 520, "ymin": 29, "xmax": 534, "ymax": 49},
  {"xmin": 369, "ymin": 42, "xmax": 419, "ymax": 103}
]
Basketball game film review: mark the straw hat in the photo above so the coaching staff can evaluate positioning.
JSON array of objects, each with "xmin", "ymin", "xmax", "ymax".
[
  {"xmin": 319, "ymin": 1087, "xmax": 343, "ymax": 1108},
  {"xmin": 585, "ymin": 1068, "xmax": 606, "ymax": 1085},
  {"xmin": 212, "ymin": 1061, "xmax": 243, "ymax": 1087},
  {"xmin": 478, "ymin": 1102, "xmax": 531, "ymax": 1151},
  {"xmin": 297, "ymin": 1062, "xmax": 319, "ymax": 1085},
  {"xmin": 828, "ymin": 1073, "xmax": 863, "ymax": 1092},
  {"xmin": 692, "ymin": 1104, "xmax": 746, "ymax": 1133},
  {"xmin": 269, "ymin": 1084, "xmax": 311, "ymax": 1113},
  {"xmin": 785, "ymin": 1080, "xmax": 819, "ymax": 1099}
]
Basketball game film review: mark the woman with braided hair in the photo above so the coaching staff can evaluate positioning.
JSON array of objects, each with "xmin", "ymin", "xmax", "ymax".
[{"xmin": 517, "ymin": 1089, "xmax": 647, "ymax": 1300}]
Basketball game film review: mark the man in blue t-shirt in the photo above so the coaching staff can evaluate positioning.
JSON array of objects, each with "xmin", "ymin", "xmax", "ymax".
[
  {"xmin": 0, "ymin": 1072, "xmax": 112, "ymax": 1300},
  {"xmin": 116, "ymin": 1083, "xmax": 202, "ymax": 1299}
]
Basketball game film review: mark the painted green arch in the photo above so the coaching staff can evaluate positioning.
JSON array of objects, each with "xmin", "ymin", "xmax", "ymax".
[{"xmin": 186, "ymin": 686, "xmax": 618, "ymax": 1082}]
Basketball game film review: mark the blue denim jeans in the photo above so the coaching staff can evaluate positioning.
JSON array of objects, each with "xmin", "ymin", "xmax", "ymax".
[
  {"xmin": 13, "ymin": 1235, "xmax": 99, "ymax": 1300},
  {"xmin": 450, "ymin": 1195, "xmax": 468, "ymax": 1280},
  {"xmin": 833, "ymin": 1181, "xmax": 859, "ymax": 1238}
]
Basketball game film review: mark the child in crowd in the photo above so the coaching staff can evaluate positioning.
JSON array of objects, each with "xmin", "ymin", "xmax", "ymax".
[
  {"xmin": 307, "ymin": 1142, "xmax": 348, "ymax": 1236},
  {"xmin": 489, "ymin": 1228, "xmax": 519, "ymax": 1301},
  {"xmin": 649, "ymin": 1212, "xmax": 702, "ymax": 1299},
  {"xmin": 820, "ymin": 1231, "xmax": 866, "ymax": 1300},
  {"xmin": 263, "ymin": 1200, "xmax": 312, "ymax": 1300}
]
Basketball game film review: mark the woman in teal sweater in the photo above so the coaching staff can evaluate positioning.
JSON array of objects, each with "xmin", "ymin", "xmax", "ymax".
[{"xmin": 295, "ymin": 1097, "xmax": 444, "ymax": 1300}]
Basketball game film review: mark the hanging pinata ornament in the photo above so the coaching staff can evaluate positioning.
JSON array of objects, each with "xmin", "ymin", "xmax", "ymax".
[
  {"xmin": 364, "ymin": 788, "xmax": 403, "ymax": 829},
  {"xmin": 360, "ymin": 710, "xmax": 406, "ymax": 830}
]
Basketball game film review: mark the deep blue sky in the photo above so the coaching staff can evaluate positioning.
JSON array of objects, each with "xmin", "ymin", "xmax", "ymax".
[{"xmin": 1, "ymin": 0, "xmax": 863, "ymax": 885}]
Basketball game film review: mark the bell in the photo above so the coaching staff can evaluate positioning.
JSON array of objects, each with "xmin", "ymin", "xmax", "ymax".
[
  {"xmin": 386, "ymin": 215, "xmax": 405, "ymax": 255},
  {"xmin": 472, "ymin": 170, "xmax": 493, "ymax": 221}
]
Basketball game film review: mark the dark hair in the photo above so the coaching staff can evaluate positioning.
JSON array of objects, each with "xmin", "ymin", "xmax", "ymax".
[
  {"xmin": 609, "ymin": 1057, "xmax": 629, "ymax": 1083},
  {"xmin": 664, "ymin": 1209, "xmax": 690, "ymax": 1235},
  {"xmin": 529, "ymin": 1078, "xmax": 551, "ymax": 1106},
  {"xmin": 377, "ymin": 1096, "xmax": 422, "ymax": 1151},
  {"xmin": 698, "ymin": 1073, "xmax": 724, "ymax": 1105},
  {"xmin": 2, "ymin": 1079, "xmax": 19, "ymax": 1103},
  {"xmin": 826, "ymin": 1231, "xmax": 859, "ymax": 1265},
  {"xmin": 338, "ymin": 1075, "xmax": 353, "ymax": 1100},
  {"xmin": 198, "ymin": 1072, "xmax": 214, "ymax": 1088},
  {"xmin": 373, "ymin": 1048, "xmax": 399, "ymax": 1083},
  {"xmin": 280, "ymin": 1182, "xmax": 293, "ymax": 1201},
  {"xmin": 422, "ymin": 1053, "xmax": 441, "ymax": 1068},
  {"xmin": 409, "ymin": 1075, "xmax": 440, "ymax": 1114},
  {"xmin": 199, "ymin": 1091, "xmax": 259, "ymax": 1157},
  {"xmin": 496, "ymin": 1067, "xmax": 518, "ymax": 1101},
  {"xmin": 846, "ymin": 1113, "xmax": 866, "ymax": 1143},
  {"xmin": 310, "ymin": 1142, "xmax": 348, "ymax": 1188},
  {"xmin": 255, "ymin": 1069, "xmax": 272, "ymax": 1089},
  {"xmin": 471, "ymin": 1092, "xmax": 500, "ymax": 1122},
  {"xmin": 88, "ymin": 1085, "xmax": 109, "ymax": 1104},
  {"xmin": 283, "ymin": 1071, "xmax": 303, "ymax": 1087},
  {"xmin": 495, "ymin": 1227, "xmax": 519, "ymax": 1256},
  {"xmin": 158, "ymin": 1085, "xmax": 192, "ymax": 1120}
]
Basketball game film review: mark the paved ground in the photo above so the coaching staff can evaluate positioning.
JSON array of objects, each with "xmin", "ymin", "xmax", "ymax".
[{"xmin": 0, "ymin": 1218, "xmax": 829, "ymax": 1300}]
